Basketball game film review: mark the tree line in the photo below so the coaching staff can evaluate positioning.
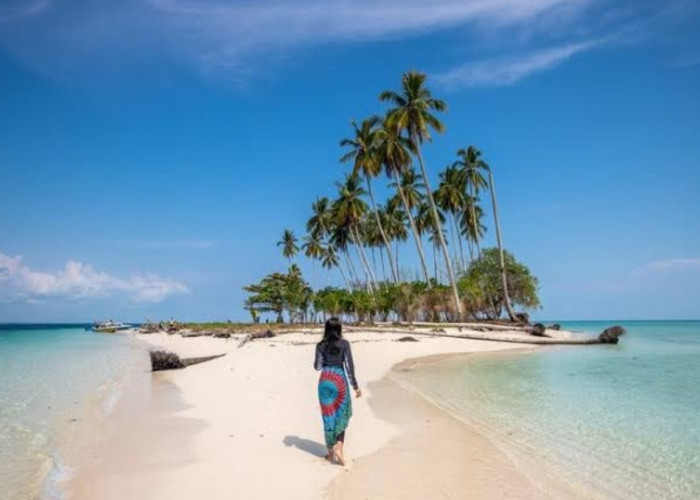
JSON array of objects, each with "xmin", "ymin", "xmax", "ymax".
[{"xmin": 244, "ymin": 71, "xmax": 540, "ymax": 324}]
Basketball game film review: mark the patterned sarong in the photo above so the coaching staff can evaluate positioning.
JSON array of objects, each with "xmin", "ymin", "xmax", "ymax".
[{"xmin": 318, "ymin": 365, "xmax": 352, "ymax": 448}]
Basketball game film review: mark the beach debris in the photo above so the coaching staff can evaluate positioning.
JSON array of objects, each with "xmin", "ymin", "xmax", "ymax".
[
  {"xmin": 527, "ymin": 323, "xmax": 549, "ymax": 337},
  {"xmin": 397, "ymin": 336, "xmax": 419, "ymax": 342},
  {"xmin": 149, "ymin": 350, "xmax": 226, "ymax": 371},
  {"xmin": 547, "ymin": 324, "xmax": 561, "ymax": 331},
  {"xmin": 150, "ymin": 350, "xmax": 185, "ymax": 371},
  {"xmin": 598, "ymin": 326, "xmax": 626, "ymax": 344},
  {"xmin": 430, "ymin": 327, "xmax": 446, "ymax": 333},
  {"xmin": 213, "ymin": 332, "xmax": 231, "ymax": 339},
  {"xmin": 237, "ymin": 329, "xmax": 276, "ymax": 348},
  {"xmin": 181, "ymin": 330, "xmax": 214, "ymax": 338}
]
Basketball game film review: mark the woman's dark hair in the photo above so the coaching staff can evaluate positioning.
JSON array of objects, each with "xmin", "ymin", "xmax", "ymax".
[{"xmin": 321, "ymin": 317, "xmax": 343, "ymax": 354}]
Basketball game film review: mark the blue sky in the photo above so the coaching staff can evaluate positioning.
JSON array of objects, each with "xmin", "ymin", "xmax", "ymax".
[{"xmin": 1, "ymin": 0, "xmax": 699, "ymax": 322}]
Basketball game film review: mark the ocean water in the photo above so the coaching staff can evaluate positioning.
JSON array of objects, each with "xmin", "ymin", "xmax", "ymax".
[
  {"xmin": 397, "ymin": 321, "xmax": 700, "ymax": 499},
  {"xmin": 0, "ymin": 325, "xmax": 144, "ymax": 500}
]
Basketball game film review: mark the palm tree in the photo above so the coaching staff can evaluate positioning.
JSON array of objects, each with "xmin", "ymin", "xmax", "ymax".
[
  {"xmin": 277, "ymin": 229, "xmax": 298, "ymax": 264},
  {"xmin": 460, "ymin": 197, "xmax": 486, "ymax": 260},
  {"xmin": 321, "ymin": 245, "xmax": 349, "ymax": 289},
  {"xmin": 302, "ymin": 233, "xmax": 323, "ymax": 290},
  {"xmin": 340, "ymin": 117, "xmax": 399, "ymax": 283},
  {"xmin": 377, "ymin": 119, "xmax": 431, "ymax": 283},
  {"xmin": 484, "ymin": 162, "xmax": 517, "ymax": 322},
  {"xmin": 380, "ymin": 70, "xmax": 462, "ymax": 318},
  {"xmin": 332, "ymin": 174, "xmax": 377, "ymax": 292},
  {"xmin": 454, "ymin": 146, "xmax": 489, "ymax": 258},
  {"xmin": 416, "ymin": 201, "xmax": 446, "ymax": 282},
  {"xmin": 383, "ymin": 200, "xmax": 408, "ymax": 276},
  {"xmin": 308, "ymin": 197, "xmax": 358, "ymax": 288},
  {"xmin": 329, "ymin": 224, "xmax": 361, "ymax": 288},
  {"xmin": 435, "ymin": 165, "xmax": 467, "ymax": 271}
]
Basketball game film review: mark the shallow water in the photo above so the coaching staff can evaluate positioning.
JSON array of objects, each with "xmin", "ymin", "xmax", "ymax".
[
  {"xmin": 0, "ymin": 325, "xmax": 143, "ymax": 500},
  {"xmin": 398, "ymin": 321, "xmax": 700, "ymax": 499}
]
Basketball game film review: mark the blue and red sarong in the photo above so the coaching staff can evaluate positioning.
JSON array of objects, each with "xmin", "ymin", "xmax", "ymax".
[{"xmin": 318, "ymin": 366, "xmax": 352, "ymax": 448}]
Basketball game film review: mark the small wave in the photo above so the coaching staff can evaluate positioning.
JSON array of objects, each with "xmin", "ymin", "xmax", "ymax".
[{"xmin": 42, "ymin": 452, "xmax": 72, "ymax": 500}]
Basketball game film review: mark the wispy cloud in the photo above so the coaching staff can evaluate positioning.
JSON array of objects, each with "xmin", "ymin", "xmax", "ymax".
[
  {"xmin": 0, "ymin": 0, "xmax": 695, "ymax": 85},
  {"xmin": 633, "ymin": 258, "xmax": 700, "ymax": 274},
  {"xmin": 434, "ymin": 40, "xmax": 601, "ymax": 89},
  {"xmin": 0, "ymin": 0, "xmax": 53, "ymax": 21},
  {"xmin": 0, "ymin": 251, "xmax": 188, "ymax": 303},
  {"xmin": 0, "ymin": 0, "xmax": 597, "ymax": 80}
]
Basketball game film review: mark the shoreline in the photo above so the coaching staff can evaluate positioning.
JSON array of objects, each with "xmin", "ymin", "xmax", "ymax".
[
  {"xmin": 329, "ymin": 349, "xmax": 588, "ymax": 499},
  {"xmin": 63, "ymin": 326, "xmax": 586, "ymax": 499},
  {"xmin": 326, "ymin": 353, "xmax": 581, "ymax": 499}
]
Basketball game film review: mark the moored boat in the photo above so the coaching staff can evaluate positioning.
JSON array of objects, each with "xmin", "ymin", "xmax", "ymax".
[{"xmin": 92, "ymin": 320, "xmax": 132, "ymax": 333}]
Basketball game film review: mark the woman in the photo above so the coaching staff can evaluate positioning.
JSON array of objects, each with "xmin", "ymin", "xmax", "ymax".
[{"xmin": 314, "ymin": 318, "xmax": 361, "ymax": 465}]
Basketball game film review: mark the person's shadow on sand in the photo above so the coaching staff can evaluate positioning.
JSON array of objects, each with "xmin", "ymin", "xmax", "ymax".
[{"xmin": 283, "ymin": 435, "xmax": 327, "ymax": 457}]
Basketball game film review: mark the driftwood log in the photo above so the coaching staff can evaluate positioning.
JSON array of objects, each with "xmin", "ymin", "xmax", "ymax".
[
  {"xmin": 347, "ymin": 325, "xmax": 627, "ymax": 346},
  {"xmin": 237, "ymin": 329, "xmax": 276, "ymax": 348},
  {"xmin": 149, "ymin": 350, "xmax": 226, "ymax": 372}
]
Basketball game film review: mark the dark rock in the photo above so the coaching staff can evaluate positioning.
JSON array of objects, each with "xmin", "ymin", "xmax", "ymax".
[
  {"xmin": 397, "ymin": 336, "xmax": 419, "ymax": 342},
  {"xmin": 528, "ymin": 323, "xmax": 547, "ymax": 337},
  {"xmin": 598, "ymin": 326, "xmax": 626, "ymax": 344},
  {"xmin": 515, "ymin": 312, "xmax": 530, "ymax": 325},
  {"xmin": 547, "ymin": 324, "xmax": 561, "ymax": 331},
  {"xmin": 150, "ymin": 350, "xmax": 185, "ymax": 371}
]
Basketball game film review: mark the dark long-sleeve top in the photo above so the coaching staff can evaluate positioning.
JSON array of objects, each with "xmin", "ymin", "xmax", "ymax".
[{"xmin": 314, "ymin": 338, "xmax": 358, "ymax": 390}]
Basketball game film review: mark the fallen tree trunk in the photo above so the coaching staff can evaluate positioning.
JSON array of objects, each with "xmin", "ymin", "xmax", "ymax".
[
  {"xmin": 149, "ymin": 350, "xmax": 226, "ymax": 371},
  {"xmin": 345, "ymin": 325, "xmax": 626, "ymax": 346}
]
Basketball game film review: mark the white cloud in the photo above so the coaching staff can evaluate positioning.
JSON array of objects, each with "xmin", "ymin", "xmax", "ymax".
[
  {"xmin": 634, "ymin": 258, "xmax": 700, "ymax": 274},
  {"xmin": 434, "ymin": 40, "xmax": 601, "ymax": 89},
  {"xmin": 0, "ymin": 251, "xmax": 188, "ymax": 303},
  {"xmin": 0, "ymin": 0, "xmax": 595, "ymax": 78}
]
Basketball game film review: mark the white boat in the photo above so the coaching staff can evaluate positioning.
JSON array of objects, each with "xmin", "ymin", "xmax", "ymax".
[{"xmin": 92, "ymin": 320, "xmax": 132, "ymax": 333}]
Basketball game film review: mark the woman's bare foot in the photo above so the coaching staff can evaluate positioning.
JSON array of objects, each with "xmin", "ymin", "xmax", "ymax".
[
  {"xmin": 324, "ymin": 450, "xmax": 334, "ymax": 462},
  {"xmin": 333, "ymin": 443, "xmax": 345, "ymax": 466}
]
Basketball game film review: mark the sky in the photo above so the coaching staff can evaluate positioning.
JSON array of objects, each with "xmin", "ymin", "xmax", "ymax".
[{"xmin": 1, "ymin": 0, "xmax": 699, "ymax": 322}]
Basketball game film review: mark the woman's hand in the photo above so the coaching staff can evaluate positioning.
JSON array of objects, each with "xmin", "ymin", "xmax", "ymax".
[{"xmin": 355, "ymin": 388, "xmax": 362, "ymax": 398}]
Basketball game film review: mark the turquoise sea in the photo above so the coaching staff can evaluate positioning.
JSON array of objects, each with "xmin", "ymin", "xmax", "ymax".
[
  {"xmin": 398, "ymin": 321, "xmax": 700, "ymax": 499},
  {"xmin": 0, "ymin": 325, "xmax": 143, "ymax": 500}
]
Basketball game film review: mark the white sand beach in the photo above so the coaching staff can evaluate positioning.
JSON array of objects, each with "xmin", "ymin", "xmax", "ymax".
[{"xmin": 66, "ymin": 327, "xmax": 581, "ymax": 499}]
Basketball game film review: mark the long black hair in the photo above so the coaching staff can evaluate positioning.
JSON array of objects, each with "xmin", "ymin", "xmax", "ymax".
[{"xmin": 320, "ymin": 317, "xmax": 343, "ymax": 355}]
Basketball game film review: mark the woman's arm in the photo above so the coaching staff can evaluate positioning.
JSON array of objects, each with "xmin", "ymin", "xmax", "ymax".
[
  {"xmin": 314, "ymin": 343, "xmax": 324, "ymax": 371},
  {"xmin": 343, "ymin": 341, "xmax": 359, "ymax": 390}
]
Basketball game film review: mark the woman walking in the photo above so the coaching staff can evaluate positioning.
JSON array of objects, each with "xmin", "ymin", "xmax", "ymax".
[{"xmin": 314, "ymin": 318, "xmax": 361, "ymax": 465}]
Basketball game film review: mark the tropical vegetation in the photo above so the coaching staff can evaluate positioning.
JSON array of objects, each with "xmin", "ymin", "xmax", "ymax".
[{"xmin": 244, "ymin": 71, "xmax": 540, "ymax": 324}]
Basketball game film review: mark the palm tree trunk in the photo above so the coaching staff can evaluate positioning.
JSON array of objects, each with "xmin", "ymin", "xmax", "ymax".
[
  {"xmin": 351, "ymin": 226, "xmax": 377, "ymax": 293},
  {"xmin": 379, "ymin": 246, "xmax": 387, "ymax": 282},
  {"xmin": 469, "ymin": 183, "xmax": 482, "ymax": 259},
  {"xmin": 336, "ymin": 262, "xmax": 350, "ymax": 290},
  {"xmin": 450, "ymin": 213, "xmax": 462, "ymax": 274},
  {"xmin": 371, "ymin": 247, "xmax": 378, "ymax": 283},
  {"xmin": 395, "ymin": 240, "xmax": 400, "ymax": 277},
  {"xmin": 455, "ymin": 211, "xmax": 466, "ymax": 270},
  {"xmin": 414, "ymin": 146, "xmax": 463, "ymax": 319},
  {"xmin": 343, "ymin": 249, "xmax": 360, "ymax": 288},
  {"xmin": 488, "ymin": 168, "xmax": 516, "ymax": 322},
  {"xmin": 366, "ymin": 174, "xmax": 399, "ymax": 283},
  {"xmin": 392, "ymin": 168, "xmax": 431, "ymax": 284},
  {"xmin": 312, "ymin": 260, "xmax": 317, "ymax": 291},
  {"xmin": 433, "ymin": 240, "xmax": 438, "ymax": 281}
]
